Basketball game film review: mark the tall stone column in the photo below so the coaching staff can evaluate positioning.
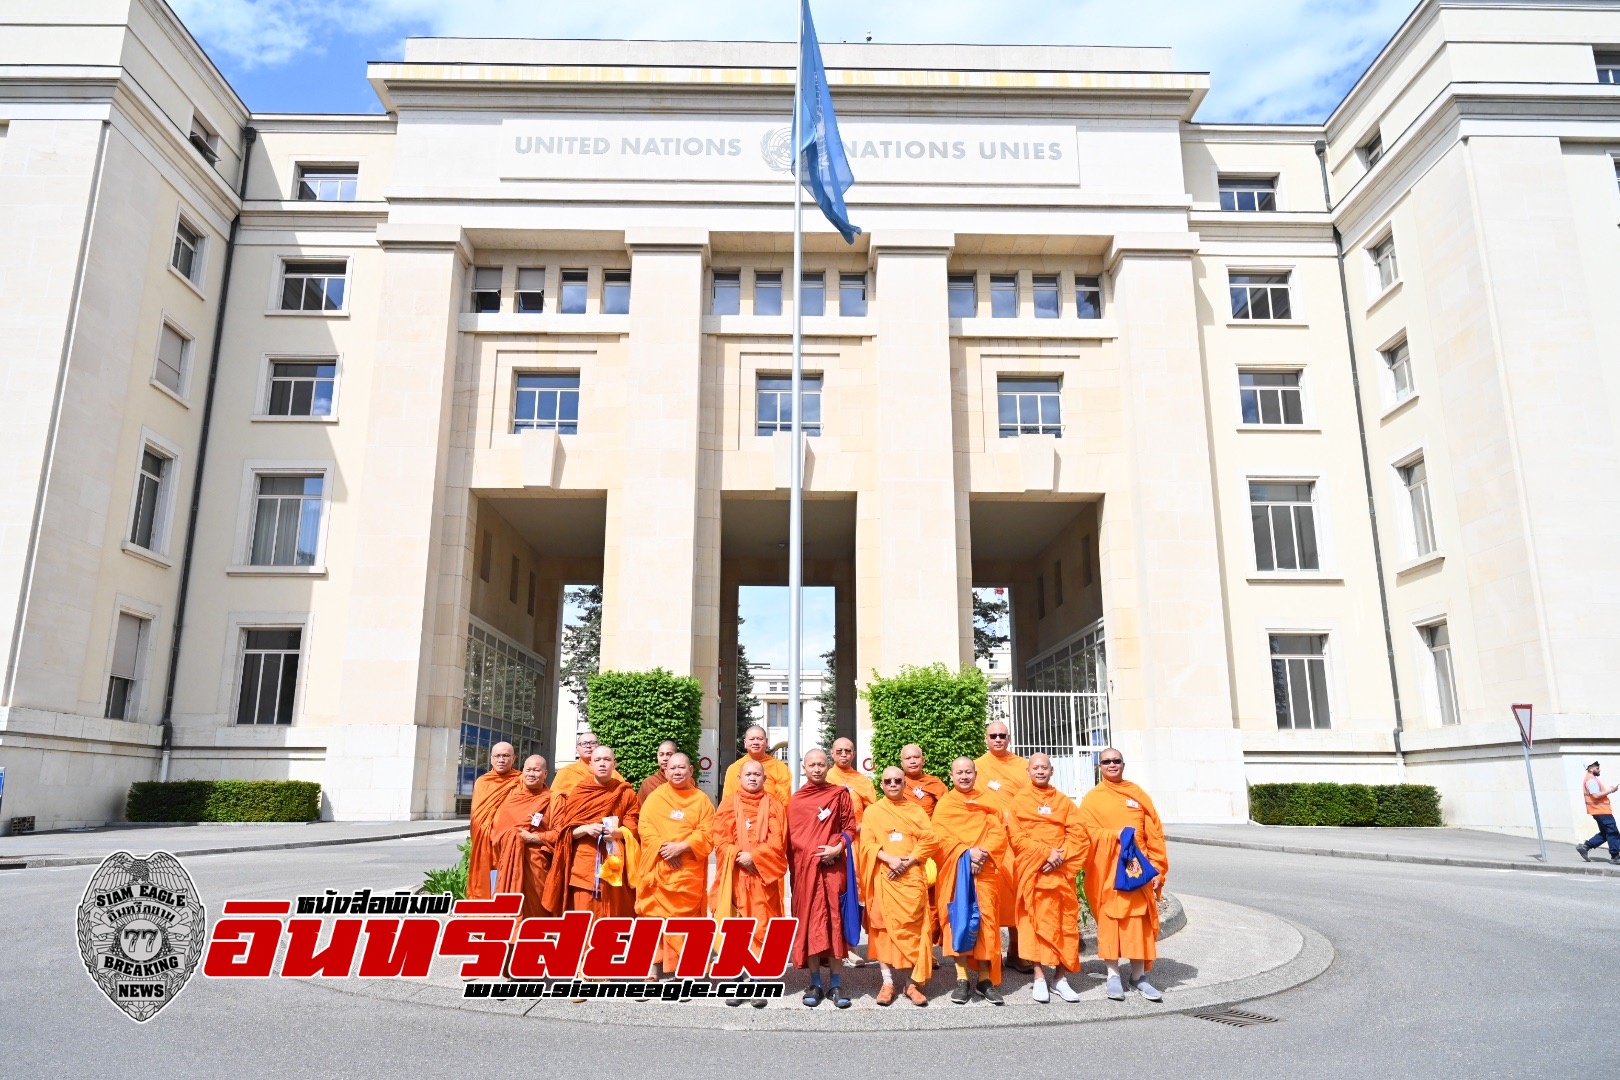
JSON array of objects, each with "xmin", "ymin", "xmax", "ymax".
[
  {"xmin": 332, "ymin": 224, "xmax": 470, "ymax": 820},
  {"xmin": 1101, "ymin": 236, "xmax": 1245, "ymax": 822},
  {"xmin": 855, "ymin": 232, "xmax": 971, "ymax": 727},
  {"xmin": 599, "ymin": 229, "xmax": 721, "ymax": 792}
]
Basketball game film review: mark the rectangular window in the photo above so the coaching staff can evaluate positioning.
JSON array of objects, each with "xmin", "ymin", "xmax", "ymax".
[
  {"xmin": 479, "ymin": 530, "xmax": 492, "ymax": 582},
  {"xmin": 1035, "ymin": 574, "xmax": 1046, "ymax": 619},
  {"xmin": 1597, "ymin": 51, "xmax": 1620, "ymax": 84},
  {"xmin": 1270, "ymin": 633, "xmax": 1330, "ymax": 729},
  {"xmin": 1075, "ymin": 276, "xmax": 1103, "ymax": 319},
  {"xmin": 712, "ymin": 271, "xmax": 741, "ymax": 316},
  {"xmin": 1385, "ymin": 340, "xmax": 1414, "ymax": 401},
  {"xmin": 171, "ymin": 219, "xmax": 203, "ymax": 282},
  {"xmin": 296, "ymin": 164, "xmax": 358, "ymax": 202},
  {"xmin": 1372, "ymin": 235, "xmax": 1399, "ymax": 291},
  {"xmin": 154, "ymin": 323, "xmax": 190, "ymax": 394},
  {"xmin": 527, "ymin": 571, "xmax": 537, "ymax": 617},
  {"xmin": 1424, "ymin": 621, "xmax": 1460, "ymax": 726},
  {"xmin": 948, "ymin": 274, "xmax": 977, "ymax": 318},
  {"xmin": 990, "ymin": 274, "xmax": 1018, "ymax": 318},
  {"xmin": 1239, "ymin": 371, "xmax": 1305, "ymax": 425},
  {"xmin": 602, "ymin": 270, "xmax": 631, "ymax": 314},
  {"xmin": 249, "ymin": 475, "xmax": 324, "ymax": 567},
  {"xmin": 279, "ymin": 260, "xmax": 346, "ymax": 312},
  {"xmin": 1229, "ymin": 272, "xmax": 1292, "ymax": 320},
  {"xmin": 188, "ymin": 114, "xmax": 219, "ymax": 165},
  {"xmin": 105, "ymin": 612, "xmax": 147, "ymax": 721},
  {"xmin": 767, "ymin": 702, "xmax": 788, "ymax": 725},
  {"xmin": 1250, "ymin": 481, "xmax": 1320, "ymax": 571},
  {"xmin": 513, "ymin": 373, "xmax": 580, "ymax": 435},
  {"xmin": 756, "ymin": 374, "xmax": 822, "ymax": 437},
  {"xmin": 1033, "ymin": 275, "xmax": 1060, "ymax": 318},
  {"xmin": 470, "ymin": 267, "xmax": 501, "ymax": 313},
  {"xmin": 236, "ymin": 629, "xmax": 301, "ymax": 725},
  {"xmin": 1360, "ymin": 133, "xmax": 1384, "ymax": 167},
  {"xmin": 1219, "ymin": 176, "xmax": 1277, "ymax": 212},
  {"xmin": 1401, "ymin": 457, "xmax": 1436, "ymax": 556},
  {"xmin": 130, "ymin": 449, "xmax": 169, "ymax": 551},
  {"xmin": 839, "ymin": 273, "xmax": 868, "ymax": 317},
  {"xmin": 754, "ymin": 271, "xmax": 783, "ymax": 316},
  {"xmin": 267, "ymin": 361, "xmax": 336, "ymax": 417},
  {"xmin": 997, "ymin": 377, "xmax": 1062, "ymax": 438},
  {"xmin": 560, "ymin": 269, "xmax": 588, "ymax": 314},
  {"xmin": 516, "ymin": 269, "xmax": 545, "ymax": 313},
  {"xmin": 800, "ymin": 273, "xmax": 825, "ymax": 316},
  {"xmin": 509, "ymin": 555, "xmax": 520, "ymax": 604},
  {"xmin": 1053, "ymin": 562, "xmax": 1064, "ymax": 606}
]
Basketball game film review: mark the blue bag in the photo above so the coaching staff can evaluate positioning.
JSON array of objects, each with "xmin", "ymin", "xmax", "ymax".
[
  {"xmin": 1114, "ymin": 826, "xmax": 1160, "ymax": 892},
  {"xmin": 838, "ymin": 830, "xmax": 864, "ymax": 947},
  {"xmin": 948, "ymin": 849, "xmax": 982, "ymax": 953}
]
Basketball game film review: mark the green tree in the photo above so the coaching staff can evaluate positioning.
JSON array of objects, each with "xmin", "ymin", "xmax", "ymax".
[
  {"xmin": 585, "ymin": 668, "xmax": 703, "ymax": 786},
  {"xmin": 863, "ymin": 663, "xmax": 989, "ymax": 787},
  {"xmin": 973, "ymin": 588, "xmax": 1009, "ymax": 661},
  {"xmin": 734, "ymin": 616, "xmax": 762, "ymax": 753},
  {"xmin": 815, "ymin": 645, "xmax": 839, "ymax": 748},
  {"xmin": 558, "ymin": 585, "xmax": 601, "ymax": 710}
]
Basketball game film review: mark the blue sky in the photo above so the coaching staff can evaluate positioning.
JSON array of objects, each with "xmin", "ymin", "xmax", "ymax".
[{"xmin": 171, "ymin": 0, "xmax": 1418, "ymax": 124}]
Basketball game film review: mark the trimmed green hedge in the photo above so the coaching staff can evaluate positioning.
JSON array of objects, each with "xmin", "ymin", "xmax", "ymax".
[
  {"xmin": 1249, "ymin": 782, "xmax": 1442, "ymax": 827},
  {"xmin": 863, "ymin": 663, "xmax": 989, "ymax": 787},
  {"xmin": 127, "ymin": 780, "xmax": 321, "ymax": 822},
  {"xmin": 585, "ymin": 667, "xmax": 703, "ymax": 786}
]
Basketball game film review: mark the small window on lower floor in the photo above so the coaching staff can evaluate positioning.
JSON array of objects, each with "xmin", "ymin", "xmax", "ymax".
[
  {"xmin": 155, "ymin": 322, "xmax": 191, "ymax": 395},
  {"xmin": 1239, "ymin": 370, "xmax": 1304, "ymax": 425},
  {"xmin": 105, "ymin": 612, "xmax": 148, "ymax": 721},
  {"xmin": 250, "ymin": 474, "xmax": 324, "ymax": 566},
  {"xmin": 267, "ymin": 360, "xmax": 336, "ymax": 417},
  {"xmin": 1270, "ymin": 633, "xmax": 1330, "ymax": 729},
  {"xmin": 1423, "ymin": 621, "xmax": 1460, "ymax": 726},
  {"xmin": 130, "ymin": 448, "xmax": 171, "ymax": 552},
  {"xmin": 236, "ymin": 628, "xmax": 301, "ymax": 725}
]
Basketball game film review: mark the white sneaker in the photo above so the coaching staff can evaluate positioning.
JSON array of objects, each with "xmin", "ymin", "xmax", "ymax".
[
  {"xmin": 1135, "ymin": 978, "xmax": 1163, "ymax": 1003},
  {"xmin": 841, "ymin": 954, "xmax": 867, "ymax": 968},
  {"xmin": 1030, "ymin": 979, "xmax": 1050, "ymax": 1003},
  {"xmin": 1053, "ymin": 977, "xmax": 1081, "ymax": 1002}
]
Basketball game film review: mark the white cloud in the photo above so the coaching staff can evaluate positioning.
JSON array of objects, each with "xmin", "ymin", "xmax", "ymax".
[{"xmin": 170, "ymin": 0, "xmax": 1416, "ymax": 121}]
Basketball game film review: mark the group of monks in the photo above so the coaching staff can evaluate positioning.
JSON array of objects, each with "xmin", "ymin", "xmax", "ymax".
[{"xmin": 466, "ymin": 720, "xmax": 1170, "ymax": 1007}]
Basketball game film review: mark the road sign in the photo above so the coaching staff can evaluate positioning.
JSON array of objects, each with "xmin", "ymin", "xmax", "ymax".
[
  {"xmin": 1511, "ymin": 704, "xmax": 1547, "ymax": 862},
  {"xmin": 1512, "ymin": 703, "xmax": 1533, "ymax": 748}
]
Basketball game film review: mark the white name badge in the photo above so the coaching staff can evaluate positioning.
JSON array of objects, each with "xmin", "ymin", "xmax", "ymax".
[
  {"xmin": 1126, "ymin": 798, "xmax": 1140, "ymax": 809},
  {"xmin": 889, "ymin": 831, "xmax": 904, "ymax": 843},
  {"xmin": 988, "ymin": 780, "xmax": 1001, "ymax": 790},
  {"xmin": 817, "ymin": 806, "xmax": 831, "ymax": 821},
  {"xmin": 913, "ymin": 788, "xmax": 925, "ymax": 798},
  {"xmin": 1038, "ymin": 805, "xmax": 1052, "ymax": 816},
  {"xmin": 670, "ymin": 809, "xmax": 685, "ymax": 820},
  {"xmin": 745, "ymin": 818, "xmax": 754, "ymax": 830},
  {"xmin": 530, "ymin": 812, "xmax": 544, "ymax": 827}
]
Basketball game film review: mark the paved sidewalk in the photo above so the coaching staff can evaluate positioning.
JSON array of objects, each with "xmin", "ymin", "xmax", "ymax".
[
  {"xmin": 1168, "ymin": 824, "xmax": 1620, "ymax": 877},
  {"xmin": 0, "ymin": 820, "xmax": 468, "ymax": 869}
]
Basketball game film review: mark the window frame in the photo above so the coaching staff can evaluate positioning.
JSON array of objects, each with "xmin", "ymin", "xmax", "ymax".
[
  {"xmin": 559, "ymin": 268, "xmax": 589, "ymax": 314},
  {"xmin": 1381, "ymin": 336, "xmax": 1416, "ymax": 407},
  {"xmin": 1217, "ymin": 175, "xmax": 1278, "ymax": 212},
  {"xmin": 1267, "ymin": 631, "xmax": 1333, "ymax": 730},
  {"xmin": 755, "ymin": 372, "xmax": 824, "ymax": 437},
  {"xmin": 799, "ymin": 271, "xmax": 826, "ymax": 317},
  {"xmin": 948, "ymin": 274, "xmax": 977, "ymax": 318},
  {"xmin": 294, "ymin": 162, "xmax": 359, "ymax": 202},
  {"xmin": 601, "ymin": 269, "xmax": 631, "ymax": 315},
  {"xmin": 515, "ymin": 267, "xmax": 546, "ymax": 313},
  {"xmin": 753, "ymin": 270, "xmax": 783, "ymax": 317},
  {"xmin": 1596, "ymin": 50, "xmax": 1620, "ymax": 84},
  {"xmin": 1228, "ymin": 269, "xmax": 1295, "ymax": 322},
  {"xmin": 996, "ymin": 376, "xmax": 1063, "ymax": 439},
  {"xmin": 711, "ymin": 270, "xmax": 742, "ymax": 316},
  {"xmin": 1248, "ymin": 478, "xmax": 1323, "ymax": 573},
  {"xmin": 124, "ymin": 428, "xmax": 183, "ymax": 560},
  {"xmin": 152, "ymin": 315, "xmax": 195, "ymax": 402},
  {"xmin": 1074, "ymin": 275, "xmax": 1103, "ymax": 319},
  {"xmin": 273, "ymin": 255, "xmax": 350, "ymax": 315},
  {"xmin": 1399, "ymin": 453, "xmax": 1437, "ymax": 558},
  {"xmin": 470, "ymin": 267, "xmax": 502, "ymax": 314},
  {"xmin": 257, "ymin": 354, "xmax": 342, "ymax": 422},
  {"xmin": 838, "ymin": 273, "xmax": 868, "ymax": 317},
  {"xmin": 169, "ymin": 212, "xmax": 206, "ymax": 289},
  {"xmin": 1369, "ymin": 232, "xmax": 1400, "ymax": 294},
  {"xmin": 1032, "ymin": 274, "xmax": 1060, "ymax": 319},
  {"xmin": 1419, "ymin": 618, "xmax": 1461, "ymax": 727},
  {"xmin": 233, "ymin": 625, "xmax": 306, "ymax": 726},
  {"xmin": 229, "ymin": 460, "xmax": 336, "ymax": 574},
  {"xmin": 1359, "ymin": 131, "xmax": 1384, "ymax": 168},
  {"xmin": 1237, "ymin": 368, "xmax": 1307, "ymax": 427},
  {"xmin": 989, "ymin": 274, "xmax": 1019, "ymax": 319},
  {"xmin": 103, "ymin": 596, "xmax": 160, "ymax": 723},
  {"xmin": 512, "ymin": 371, "xmax": 582, "ymax": 435}
]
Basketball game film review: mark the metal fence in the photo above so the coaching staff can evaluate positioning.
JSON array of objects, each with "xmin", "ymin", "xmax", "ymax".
[{"xmin": 988, "ymin": 690, "xmax": 1111, "ymax": 798}]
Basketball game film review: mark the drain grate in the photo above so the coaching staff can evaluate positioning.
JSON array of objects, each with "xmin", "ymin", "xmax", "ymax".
[{"xmin": 1192, "ymin": 1008, "xmax": 1279, "ymax": 1028}]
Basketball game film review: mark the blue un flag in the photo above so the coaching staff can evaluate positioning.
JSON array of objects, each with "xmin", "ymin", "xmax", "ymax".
[{"xmin": 794, "ymin": 0, "xmax": 860, "ymax": 243}]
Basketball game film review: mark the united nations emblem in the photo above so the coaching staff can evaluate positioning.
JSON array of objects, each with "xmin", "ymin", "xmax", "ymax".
[
  {"xmin": 76, "ymin": 851, "xmax": 205, "ymax": 1022},
  {"xmin": 761, "ymin": 126, "xmax": 794, "ymax": 173}
]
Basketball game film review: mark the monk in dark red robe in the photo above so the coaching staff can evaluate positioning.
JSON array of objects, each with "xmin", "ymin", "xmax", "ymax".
[
  {"xmin": 467, "ymin": 741, "xmax": 521, "ymax": 900},
  {"xmin": 492, "ymin": 755, "xmax": 554, "ymax": 920},
  {"xmin": 637, "ymin": 740, "xmax": 679, "ymax": 806},
  {"xmin": 786, "ymin": 748, "xmax": 856, "ymax": 1007},
  {"xmin": 541, "ymin": 745, "xmax": 641, "ymax": 918}
]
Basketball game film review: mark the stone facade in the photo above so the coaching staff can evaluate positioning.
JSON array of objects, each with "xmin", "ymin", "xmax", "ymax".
[{"xmin": 2, "ymin": 0, "xmax": 1617, "ymax": 839}]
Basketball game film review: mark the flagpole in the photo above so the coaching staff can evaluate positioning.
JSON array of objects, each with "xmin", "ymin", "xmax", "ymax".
[{"xmin": 787, "ymin": 0, "xmax": 806, "ymax": 790}]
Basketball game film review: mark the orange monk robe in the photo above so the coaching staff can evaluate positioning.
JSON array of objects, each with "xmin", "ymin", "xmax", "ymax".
[
  {"xmin": 711, "ymin": 788, "xmax": 789, "ymax": 951},
  {"xmin": 974, "ymin": 749, "xmax": 1030, "ymax": 800},
  {"xmin": 550, "ymin": 760, "xmax": 627, "ymax": 799},
  {"xmin": 635, "ymin": 783, "xmax": 716, "ymax": 969},
  {"xmin": 492, "ymin": 786, "xmax": 555, "ymax": 920},
  {"xmin": 637, "ymin": 771, "xmax": 668, "ymax": 807},
  {"xmin": 721, "ymin": 752, "xmax": 793, "ymax": 805},
  {"xmin": 1006, "ymin": 784, "xmax": 1090, "ymax": 971},
  {"xmin": 827, "ymin": 764, "xmax": 877, "ymax": 826},
  {"xmin": 932, "ymin": 786, "xmax": 1013, "ymax": 984},
  {"xmin": 467, "ymin": 768, "xmax": 524, "ymax": 900},
  {"xmin": 1078, "ymin": 777, "xmax": 1169, "ymax": 970},
  {"xmin": 540, "ymin": 777, "xmax": 641, "ymax": 918},
  {"xmin": 896, "ymin": 772, "xmax": 949, "ymax": 816},
  {"xmin": 856, "ymin": 797, "xmax": 939, "ymax": 982}
]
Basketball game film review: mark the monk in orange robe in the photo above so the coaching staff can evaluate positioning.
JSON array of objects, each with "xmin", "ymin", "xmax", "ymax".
[
  {"xmin": 1078, "ymin": 747, "xmax": 1169, "ymax": 1003},
  {"xmin": 858, "ymin": 767, "xmax": 939, "ymax": 1006},
  {"xmin": 637, "ymin": 740, "xmax": 680, "ymax": 806},
  {"xmin": 712, "ymin": 758, "xmax": 788, "ymax": 1008},
  {"xmin": 933, "ymin": 757, "xmax": 1012, "ymax": 1005},
  {"xmin": 1008, "ymin": 752, "xmax": 1090, "ymax": 1003},
  {"xmin": 551, "ymin": 731, "xmax": 626, "ymax": 798},
  {"xmin": 828, "ymin": 738, "xmax": 876, "ymax": 825},
  {"xmin": 722, "ymin": 725, "xmax": 793, "ymax": 804},
  {"xmin": 541, "ymin": 745, "xmax": 641, "ymax": 918},
  {"xmin": 976, "ymin": 721, "xmax": 1033, "ymax": 972},
  {"xmin": 897, "ymin": 744, "xmax": 948, "ymax": 816},
  {"xmin": 635, "ymin": 753, "xmax": 716, "ymax": 975},
  {"xmin": 492, "ymin": 754, "xmax": 555, "ymax": 920},
  {"xmin": 785, "ymin": 748, "xmax": 856, "ymax": 1007},
  {"xmin": 467, "ymin": 741, "xmax": 522, "ymax": 900}
]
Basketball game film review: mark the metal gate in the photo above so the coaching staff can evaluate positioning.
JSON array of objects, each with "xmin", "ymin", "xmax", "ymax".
[{"xmin": 988, "ymin": 690, "xmax": 1110, "ymax": 798}]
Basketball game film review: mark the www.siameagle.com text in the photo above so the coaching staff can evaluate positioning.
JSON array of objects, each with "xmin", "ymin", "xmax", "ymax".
[{"xmin": 466, "ymin": 979, "xmax": 785, "ymax": 1001}]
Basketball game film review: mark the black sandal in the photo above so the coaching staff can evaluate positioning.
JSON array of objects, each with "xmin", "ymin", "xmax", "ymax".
[
  {"xmin": 833, "ymin": 987, "xmax": 852, "ymax": 1009},
  {"xmin": 802, "ymin": 985, "xmax": 824, "ymax": 1008}
]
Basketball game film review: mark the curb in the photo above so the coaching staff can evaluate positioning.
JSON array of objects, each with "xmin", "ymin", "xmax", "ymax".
[
  {"xmin": 1167, "ymin": 832, "xmax": 1620, "ymax": 878},
  {"xmin": 0, "ymin": 824, "xmax": 469, "ymax": 870}
]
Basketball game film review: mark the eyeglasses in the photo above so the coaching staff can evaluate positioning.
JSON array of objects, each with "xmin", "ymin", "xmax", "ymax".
[
  {"xmin": 1099, "ymin": 758, "xmax": 1124, "ymax": 765},
  {"xmin": 987, "ymin": 733, "xmax": 1009, "ymax": 740},
  {"xmin": 880, "ymin": 778, "xmax": 904, "ymax": 785}
]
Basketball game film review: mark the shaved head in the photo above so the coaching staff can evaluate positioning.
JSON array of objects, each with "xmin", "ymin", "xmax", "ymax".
[
  {"xmin": 900, "ymin": 744, "xmax": 925, "ymax": 776},
  {"xmin": 739, "ymin": 758, "xmax": 766, "ymax": 794},
  {"xmin": 744, "ymin": 726, "xmax": 768, "ymax": 755},
  {"xmin": 666, "ymin": 752, "xmax": 693, "ymax": 787},
  {"xmin": 803, "ymin": 747, "xmax": 830, "ymax": 783},
  {"xmin": 490, "ymin": 742, "xmax": 516, "ymax": 774},
  {"xmin": 521, "ymin": 754, "xmax": 548, "ymax": 791},
  {"xmin": 588, "ymin": 744, "xmax": 616, "ymax": 783},
  {"xmin": 950, "ymin": 756, "xmax": 977, "ymax": 793},
  {"xmin": 832, "ymin": 737, "xmax": 856, "ymax": 768},
  {"xmin": 1027, "ymin": 752, "xmax": 1053, "ymax": 788}
]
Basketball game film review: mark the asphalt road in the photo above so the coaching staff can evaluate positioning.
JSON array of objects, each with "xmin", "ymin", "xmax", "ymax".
[{"xmin": 3, "ymin": 833, "xmax": 1611, "ymax": 1078}]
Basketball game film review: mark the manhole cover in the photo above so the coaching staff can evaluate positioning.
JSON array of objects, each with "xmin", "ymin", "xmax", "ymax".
[{"xmin": 1192, "ymin": 1008, "xmax": 1278, "ymax": 1028}]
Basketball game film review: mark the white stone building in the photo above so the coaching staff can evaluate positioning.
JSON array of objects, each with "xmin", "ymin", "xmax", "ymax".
[
  {"xmin": 749, "ymin": 665, "xmax": 827, "ymax": 756},
  {"xmin": 2, "ymin": 0, "xmax": 1617, "ymax": 839}
]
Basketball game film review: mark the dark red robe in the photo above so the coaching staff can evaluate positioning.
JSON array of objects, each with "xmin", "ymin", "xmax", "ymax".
[{"xmin": 785, "ymin": 780, "xmax": 856, "ymax": 967}]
